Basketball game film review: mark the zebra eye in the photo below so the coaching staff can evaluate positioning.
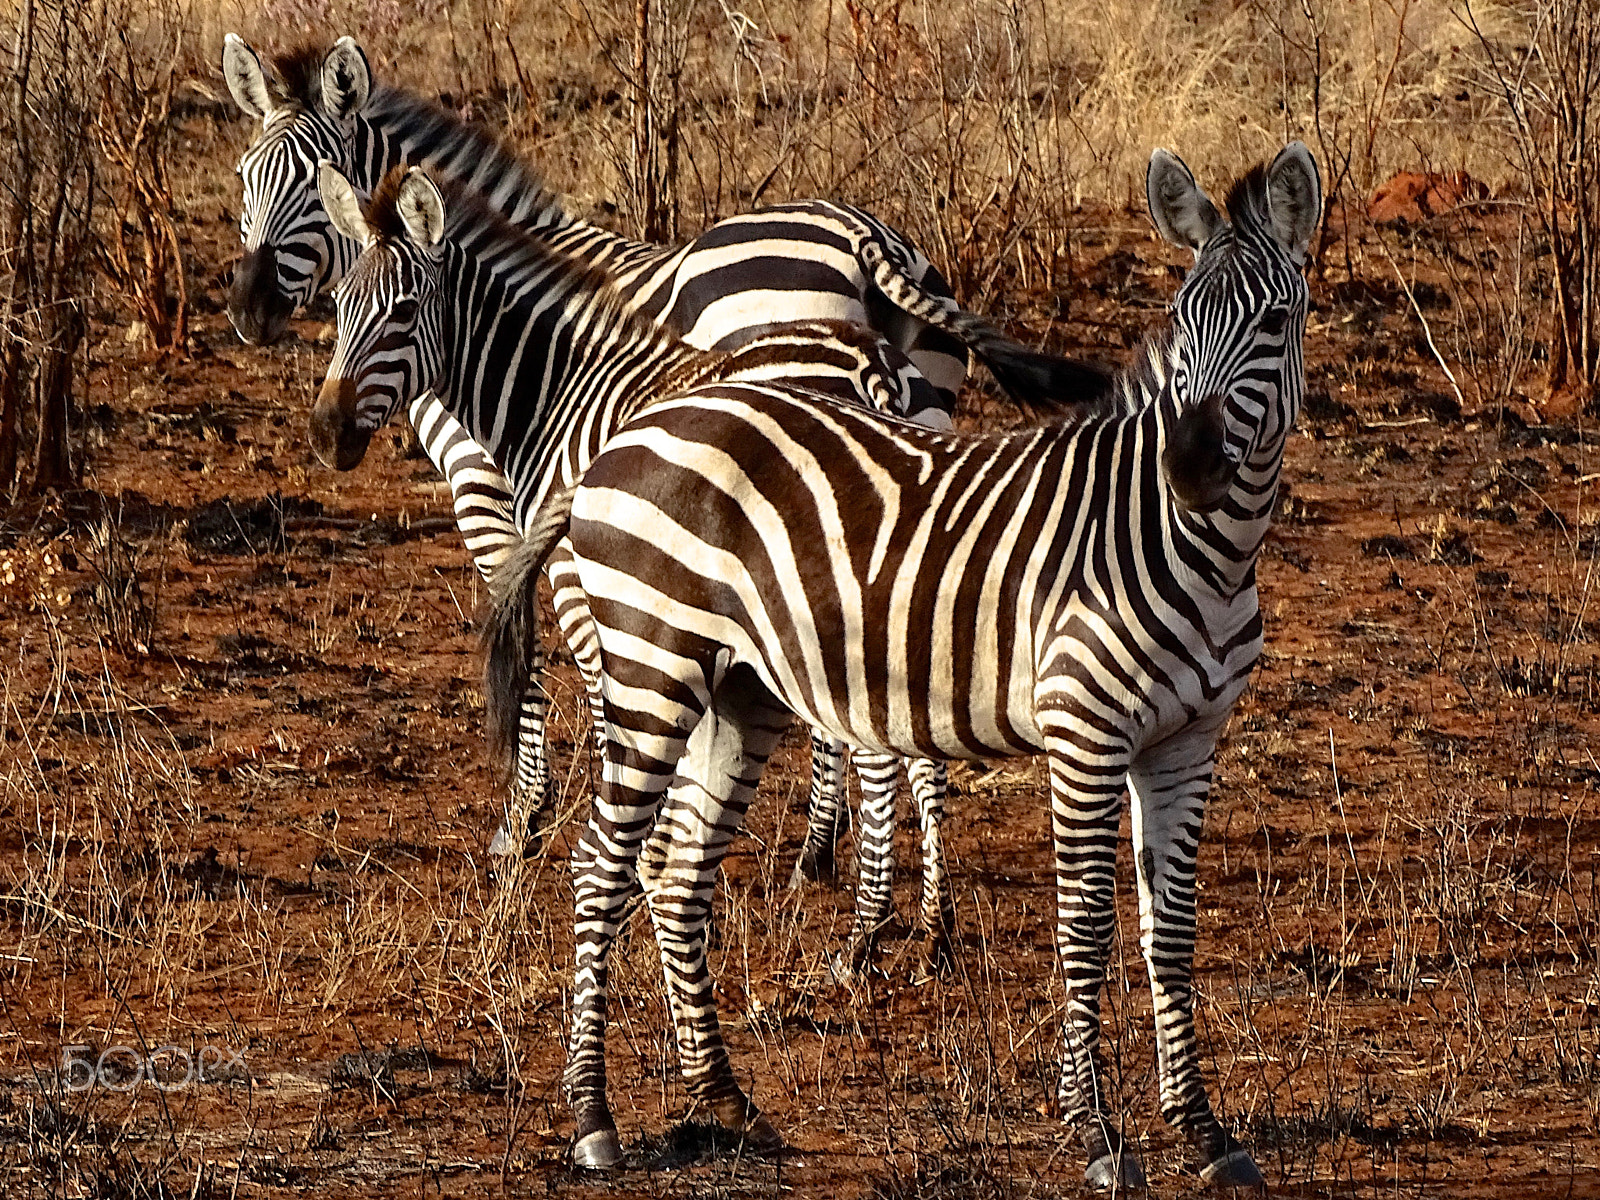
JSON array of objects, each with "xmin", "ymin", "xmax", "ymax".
[
  {"xmin": 390, "ymin": 298, "xmax": 419, "ymax": 327},
  {"xmin": 1259, "ymin": 307, "xmax": 1289, "ymax": 336}
]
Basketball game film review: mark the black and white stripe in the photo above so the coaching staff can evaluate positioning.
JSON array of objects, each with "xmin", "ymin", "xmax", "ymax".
[{"xmin": 485, "ymin": 143, "xmax": 1320, "ymax": 1189}]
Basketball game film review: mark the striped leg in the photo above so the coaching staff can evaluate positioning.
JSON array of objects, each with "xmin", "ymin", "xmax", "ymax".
[
  {"xmin": 564, "ymin": 645, "xmax": 712, "ymax": 1168},
  {"xmin": 789, "ymin": 733, "xmax": 848, "ymax": 888},
  {"xmin": 548, "ymin": 543, "xmax": 608, "ymax": 761},
  {"xmin": 1045, "ymin": 731, "xmax": 1145, "ymax": 1192},
  {"xmin": 1129, "ymin": 729, "xmax": 1261, "ymax": 1186},
  {"xmin": 636, "ymin": 665, "xmax": 792, "ymax": 1146},
  {"xmin": 833, "ymin": 751, "xmax": 899, "ymax": 981},
  {"xmin": 409, "ymin": 396, "xmax": 555, "ymax": 859},
  {"xmin": 906, "ymin": 757, "xmax": 955, "ymax": 971}
]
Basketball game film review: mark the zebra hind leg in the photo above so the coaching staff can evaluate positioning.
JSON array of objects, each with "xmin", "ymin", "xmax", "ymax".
[
  {"xmin": 833, "ymin": 750, "xmax": 899, "ymax": 983},
  {"xmin": 488, "ymin": 674, "xmax": 553, "ymax": 858},
  {"xmin": 789, "ymin": 731, "xmax": 848, "ymax": 889},
  {"xmin": 638, "ymin": 665, "xmax": 792, "ymax": 1152},
  {"xmin": 906, "ymin": 757, "xmax": 955, "ymax": 976}
]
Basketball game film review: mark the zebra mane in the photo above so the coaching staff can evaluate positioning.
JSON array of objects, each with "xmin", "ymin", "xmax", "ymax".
[
  {"xmin": 265, "ymin": 43, "xmax": 330, "ymax": 109},
  {"xmin": 429, "ymin": 173, "xmax": 689, "ymax": 358},
  {"xmin": 361, "ymin": 85, "xmax": 566, "ymax": 226},
  {"xmin": 1223, "ymin": 163, "xmax": 1272, "ymax": 237}
]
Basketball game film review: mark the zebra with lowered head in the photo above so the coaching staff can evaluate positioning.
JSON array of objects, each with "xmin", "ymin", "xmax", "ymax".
[
  {"xmin": 485, "ymin": 142, "xmax": 1320, "ymax": 1189},
  {"xmin": 223, "ymin": 35, "xmax": 1107, "ymax": 914}
]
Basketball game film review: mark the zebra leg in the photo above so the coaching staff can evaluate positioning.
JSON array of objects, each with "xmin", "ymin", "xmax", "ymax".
[
  {"xmin": 789, "ymin": 731, "xmax": 847, "ymax": 889},
  {"xmin": 564, "ymin": 658, "xmax": 703, "ymax": 1169},
  {"xmin": 906, "ymin": 757, "xmax": 955, "ymax": 973},
  {"xmin": 487, "ymin": 671, "xmax": 554, "ymax": 858},
  {"xmin": 834, "ymin": 750, "xmax": 899, "ymax": 982},
  {"xmin": 407, "ymin": 395, "xmax": 556, "ymax": 860},
  {"xmin": 1045, "ymin": 733, "xmax": 1145, "ymax": 1192},
  {"xmin": 549, "ymin": 541, "xmax": 610, "ymax": 765},
  {"xmin": 636, "ymin": 665, "xmax": 791, "ymax": 1149},
  {"xmin": 1129, "ymin": 731, "xmax": 1262, "ymax": 1188}
]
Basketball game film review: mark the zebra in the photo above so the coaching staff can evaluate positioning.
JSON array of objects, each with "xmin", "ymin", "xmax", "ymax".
[
  {"xmin": 483, "ymin": 142, "xmax": 1320, "ymax": 1188},
  {"xmin": 307, "ymin": 161, "xmax": 1104, "ymax": 969},
  {"xmin": 222, "ymin": 34, "xmax": 1107, "ymax": 912}
]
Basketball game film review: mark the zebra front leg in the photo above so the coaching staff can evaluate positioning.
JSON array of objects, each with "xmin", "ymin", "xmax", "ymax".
[
  {"xmin": 906, "ymin": 757, "xmax": 955, "ymax": 975},
  {"xmin": 639, "ymin": 667, "xmax": 792, "ymax": 1150},
  {"xmin": 1045, "ymin": 734, "xmax": 1146, "ymax": 1192},
  {"xmin": 790, "ymin": 731, "xmax": 847, "ymax": 888},
  {"xmin": 833, "ymin": 750, "xmax": 899, "ymax": 983},
  {"xmin": 1129, "ymin": 732, "xmax": 1262, "ymax": 1187},
  {"xmin": 409, "ymin": 395, "xmax": 557, "ymax": 860}
]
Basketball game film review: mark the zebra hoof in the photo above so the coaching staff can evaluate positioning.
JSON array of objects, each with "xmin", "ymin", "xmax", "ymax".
[
  {"xmin": 572, "ymin": 1127, "xmax": 624, "ymax": 1170},
  {"xmin": 790, "ymin": 847, "xmax": 836, "ymax": 889},
  {"xmin": 921, "ymin": 934, "xmax": 956, "ymax": 979},
  {"xmin": 828, "ymin": 950, "xmax": 856, "ymax": 986},
  {"xmin": 741, "ymin": 1112, "xmax": 784, "ymax": 1154},
  {"xmin": 1084, "ymin": 1150, "xmax": 1146, "ymax": 1192},
  {"xmin": 1200, "ymin": 1148, "xmax": 1263, "ymax": 1189}
]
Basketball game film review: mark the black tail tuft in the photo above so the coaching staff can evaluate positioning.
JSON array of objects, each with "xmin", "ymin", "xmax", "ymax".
[
  {"xmin": 978, "ymin": 345, "xmax": 1117, "ymax": 417},
  {"xmin": 481, "ymin": 485, "xmax": 577, "ymax": 789}
]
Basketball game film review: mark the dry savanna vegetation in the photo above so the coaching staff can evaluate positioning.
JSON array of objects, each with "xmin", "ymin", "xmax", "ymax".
[{"xmin": 4, "ymin": 0, "xmax": 1600, "ymax": 1196}]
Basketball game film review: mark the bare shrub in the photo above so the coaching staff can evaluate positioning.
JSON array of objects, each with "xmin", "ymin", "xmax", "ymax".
[
  {"xmin": 0, "ymin": 0, "xmax": 102, "ymax": 497},
  {"xmin": 93, "ymin": 2, "xmax": 192, "ymax": 358},
  {"xmin": 1460, "ymin": 0, "xmax": 1600, "ymax": 405}
]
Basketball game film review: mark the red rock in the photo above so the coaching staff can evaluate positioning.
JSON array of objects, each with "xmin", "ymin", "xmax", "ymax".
[{"xmin": 1367, "ymin": 171, "xmax": 1490, "ymax": 223}]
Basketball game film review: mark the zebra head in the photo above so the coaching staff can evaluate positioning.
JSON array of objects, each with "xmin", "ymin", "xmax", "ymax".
[
  {"xmin": 223, "ymin": 35, "xmax": 372, "ymax": 345},
  {"xmin": 311, "ymin": 165, "xmax": 446, "ymax": 471},
  {"xmin": 1145, "ymin": 142, "xmax": 1319, "ymax": 514}
]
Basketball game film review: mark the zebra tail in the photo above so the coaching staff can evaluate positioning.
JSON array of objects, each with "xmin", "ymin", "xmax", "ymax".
[
  {"xmin": 482, "ymin": 483, "xmax": 577, "ymax": 787},
  {"xmin": 858, "ymin": 242, "xmax": 1114, "ymax": 416},
  {"xmin": 978, "ymin": 345, "xmax": 1117, "ymax": 415}
]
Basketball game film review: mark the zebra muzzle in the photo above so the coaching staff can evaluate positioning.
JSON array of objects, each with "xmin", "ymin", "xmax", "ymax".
[
  {"xmin": 311, "ymin": 377, "xmax": 373, "ymax": 471},
  {"xmin": 227, "ymin": 247, "xmax": 294, "ymax": 345},
  {"xmin": 1162, "ymin": 392, "xmax": 1237, "ymax": 513}
]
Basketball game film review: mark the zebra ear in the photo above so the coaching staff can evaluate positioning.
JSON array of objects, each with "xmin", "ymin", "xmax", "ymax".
[
  {"xmin": 222, "ymin": 34, "xmax": 273, "ymax": 122},
  {"xmin": 1265, "ymin": 141, "xmax": 1321, "ymax": 263},
  {"xmin": 321, "ymin": 37, "xmax": 371, "ymax": 123},
  {"xmin": 318, "ymin": 162, "xmax": 372, "ymax": 245},
  {"xmin": 1146, "ymin": 149, "xmax": 1225, "ymax": 252},
  {"xmin": 397, "ymin": 170, "xmax": 447, "ymax": 248}
]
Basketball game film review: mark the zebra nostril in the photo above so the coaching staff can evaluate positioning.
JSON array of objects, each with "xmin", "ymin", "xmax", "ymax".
[{"xmin": 310, "ymin": 377, "xmax": 371, "ymax": 471}]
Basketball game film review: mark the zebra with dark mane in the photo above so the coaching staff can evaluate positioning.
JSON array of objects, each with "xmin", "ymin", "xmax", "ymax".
[
  {"xmin": 223, "ymin": 35, "xmax": 1106, "ymax": 916},
  {"xmin": 478, "ymin": 143, "xmax": 1320, "ymax": 1189}
]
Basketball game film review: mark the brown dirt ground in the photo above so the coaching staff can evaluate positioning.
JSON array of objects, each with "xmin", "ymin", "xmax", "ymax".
[{"xmin": 5, "ymin": 116, "xmax": 1600, "ymax": 1199}]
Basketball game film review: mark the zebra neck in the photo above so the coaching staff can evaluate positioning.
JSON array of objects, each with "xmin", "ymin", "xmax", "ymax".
[
  {"xmin": 1135, "ymin": 382, "xmax": 1285, "ymax": 603},
  {"xmin": 434, "ymin": 238, "xmax": 703, "ymax": 522}
]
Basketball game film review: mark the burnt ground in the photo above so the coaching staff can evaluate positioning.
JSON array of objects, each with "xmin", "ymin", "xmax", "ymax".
[{"xmin": 4, "ymin": 123, "xmax": 1600, "ymax": 1199}]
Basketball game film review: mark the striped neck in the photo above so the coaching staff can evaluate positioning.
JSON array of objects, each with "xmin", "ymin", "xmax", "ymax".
[
  {"xmin": 430, "ymin": 193, "xmax": 706, "ymax": 523},
  {"xmin": 1112, "ymin": 317, "xmax": 1302, "ymax": 602}
]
